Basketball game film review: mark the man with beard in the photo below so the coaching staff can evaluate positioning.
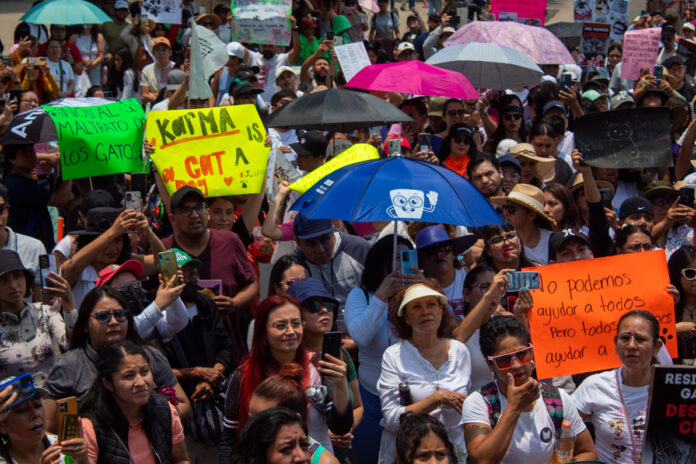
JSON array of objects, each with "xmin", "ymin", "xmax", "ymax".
[
  {"xmin": 466, "ymin": 153, "xmax": 504, "ymax": 199},
  {"xmin": 161, "ymin": 186, "xmax": 258, "ymax": 369},
  {"xmin": 299, "ymin": 40, "xmax": 332, "ymax": 93}
]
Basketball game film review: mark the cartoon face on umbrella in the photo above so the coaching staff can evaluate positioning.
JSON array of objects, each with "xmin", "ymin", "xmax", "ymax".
[{"xmin": 387, "ymin": 189, "xmax": 439, "ymax": 219}]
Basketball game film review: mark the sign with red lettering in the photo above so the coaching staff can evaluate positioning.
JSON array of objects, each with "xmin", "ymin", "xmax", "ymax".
[{"xmin": 491, "ymin": 0, "xmax": 546, "ymax": 25}]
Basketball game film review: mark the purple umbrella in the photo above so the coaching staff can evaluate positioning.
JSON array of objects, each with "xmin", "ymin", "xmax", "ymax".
[{"xmin": 345, "ymin": 61, "xmax": 480, "ymax": 99}]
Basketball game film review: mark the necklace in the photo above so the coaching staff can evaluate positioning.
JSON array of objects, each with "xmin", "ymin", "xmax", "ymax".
[{"xmin": 684, "ymin": 305, "xmax": 696, "ymax": 321}]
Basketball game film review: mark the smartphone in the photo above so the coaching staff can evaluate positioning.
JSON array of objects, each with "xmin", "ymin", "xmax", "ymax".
[
  {"xmin": 39, "ymin": 254, "xmax": 57, "ymax": 294},
  {"xmin": 322, "ymin": 331, "xmax": 342, "ymax": 360},
  {"xmin": 28, "ymin": 57, "xmax": 41, "ymax": 65},
  {"xmin": 400, "ymin": 249, "xmax": 419, "ymax": 274},
  {"xmin": 333, "ymin": 35, "xmax": 343, "ymax": 46},
  {"xmin": 598, "ymin": 188, "xmax": 613, "ymax": 210},
  {"xmin": 141, "ymin": 12, "xmax": 149, "ymax": 21},
  {"xmin": 680, "ymin": 186, "xmax": 695, "ymax": 207},
  {"xmin": 56, "ymin": 396, "xmax": 80, "ymax": 442},
  {"xmin": 0, "ymin": 373, "xmax": 36, "ymax": 410},
  {"xmin": 8, "ymin": 89, "xmax": 22, "ymax": 115},
  {"xmin": 388, "ymin": 138, "xmax": 400, "ymax": 156},
  {"xmin": 654, "ymin": 65, "xmax": 664, "ymax": 80},
  {"xmin": 157, "ymin": 250, "xmax": 179, "ymax": 286},
  {"xmin": 507, "ymin": 271, "xmax": 541, "ymax": 292},
  {"xmin": 560, "ymin": 72, "xmax": 573, "ymax": 90},
  {"xmin": 124, "ymin": 191, "xmax": 142, "ymax": 212},
  {"xmin": 418, "ymin": 133, "xmax": 431, "ymax": 153},
  {"xmin": 326, "ymin": 31, "xmax": 334, "ymax": 40}
]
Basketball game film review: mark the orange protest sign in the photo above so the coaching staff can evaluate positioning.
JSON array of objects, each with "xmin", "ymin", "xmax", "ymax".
[{"xmin": 525, "ymin": 250, "xmax": 677, "ymax": 380}]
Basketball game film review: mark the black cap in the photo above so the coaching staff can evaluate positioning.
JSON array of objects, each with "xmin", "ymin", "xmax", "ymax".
[
  {"xmin": 664, "ymin": 55, "xmax": 685, "ymax": 69},
  {"xmin": 72, "ymin": 207, "xmax": 121, "ymax": 236},
  {"xmin": 230, "ymin": 81, "xmax": 263, "ymax": 99},
  {"xmin": 214, "ymin": 3, "xmax": 230, "ymax": 13},
  {"xmin": 291, "ymin": 131, "xmax": 329, "ymax": 157},
  {"xmin": 619, "ymin": 196, "xmax": 654, "ymax": 220},
  {"xmin": 293, "ymin": 214, "xmax": 336, "ymax": 239},
  {"xmin": 548, "ymin": 229, "xmax": 590, "ymax": 261},
  {"xmin": 79, "ymin": 189, "xmax": 115, "ymax": 214},
  {"xmin": 171, "ymin": 186, "xmax": 205, "ymax": 211}
]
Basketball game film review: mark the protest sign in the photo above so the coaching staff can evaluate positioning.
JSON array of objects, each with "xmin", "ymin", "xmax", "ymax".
[
  {"xmin": 642, "ymin": 365, "xmax": 696, "ymax": 463},
  {"xmin": 265, "ymin": 147, "xmax": 302, "ymax": 201},
  {"xmin": 678, "ymin": 38, "xmax": 696, "ymax": 76},
  {"xmin": 525, "ymin": 251, "xmax": 677, "ymax": 380},
  {"xmin": 621, "ymin": 28, "xmax": 661, "ymax": 80},
  {"xmin": 189, "ymin": 23, "xmax": 228, "ymax": 100},
  {"xmin": 142, "ymin": 0, "xmax": 181, "ymax": 24},
  {"xmin": 45, "ymin": 99, "xmax": 146, "ymax": 180},
  {"xmin": 146, "ymin": 105, "xmax": 270, "ymax": 197},
  {"xmin": 334, "ymin": 42, "xmax": 371, "ymax": 83},
  {"xmin": 491, "ymin": 0, "xmax": 546, "ymax": 25},
  {"xmin": 579, "ymin": 23, "xmax": 611, "ymax": 65},
  {"xmin": 290, "ymin": 143, "xmax": 379, "ymax": 194},
  {"xmin": 573, "ymin": 0, "xmax": 628, "ymax": 39},
  {"xmin": 231, "ymin": 0, "xmax": 292, "ymax": 46},
  {"xmin": 574, "ymin": 107, "xmax": 672, "ymax": 169}
]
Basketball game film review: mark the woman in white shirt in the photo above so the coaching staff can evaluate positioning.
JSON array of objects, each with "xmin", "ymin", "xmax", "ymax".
[
  {"xmin": 75, "ymin": 25, "xmax": 105, "ymax": 86},
  {"xmin": 573, "ymin": 310, "xmax": 663, "ymax": 464},
  {"xmin": 461, "ymin": 316, "xmax": 597, "ymax": 463},
  {"xmin": 378, "ymin": 280, "xmax": 471, "ymax": 463}
]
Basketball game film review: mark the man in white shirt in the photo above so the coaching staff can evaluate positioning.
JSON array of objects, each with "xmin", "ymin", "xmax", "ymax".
[
  {"xmin": 141, "ymin": 37, "xmax": 175, "ymax": 104},
  {"xmin": 45, "ymin": 38, "xmax": 74, "ymax": 98}
]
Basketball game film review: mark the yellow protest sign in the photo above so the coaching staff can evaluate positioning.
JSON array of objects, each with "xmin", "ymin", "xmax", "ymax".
[
  {"xmin": 289, "ymin": 143, "xmax": 379, "ymax": 194},
  {"xmin": 146, "ymin": 105, "xmax": 270, "ymax": 196}
]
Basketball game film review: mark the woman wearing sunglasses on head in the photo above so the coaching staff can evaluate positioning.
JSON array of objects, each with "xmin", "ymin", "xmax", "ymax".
[
  {"xmin": 43, "ymin": 286, "xmax": 190, "ymax": 433},
  {"xmin": 668, "ymin": 245, "xmax": 696, "ymax": 362},
  {"xmin": 462, "ymin": 316, "xmax": 596, "ymax": 463},
  {"xmin": 572, "ymin": 310, "xmax": 663, "ymax": 464}
]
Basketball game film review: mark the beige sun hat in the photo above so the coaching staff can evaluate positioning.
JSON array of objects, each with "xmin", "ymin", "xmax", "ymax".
[
  {"xmin": 397, "ymin": 283, "xmax": 448, "ymax": 317},
  {"xmin": 490, "ymin": 183, "xmax": 557, "ymax": 227},
  {"xmin": 508, "ymin": 143, "xmax": 555, "ymax": 180}
]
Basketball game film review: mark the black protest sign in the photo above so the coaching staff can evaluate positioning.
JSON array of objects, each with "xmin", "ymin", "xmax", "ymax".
[
  {"xmin": 642, "ymin": 365, "xmax": 696, "ymax": 463},
  {"xmin": 678, "ymin": 38, "xmax": 696, "ymax": 75},
  {"xmin": 574, "ymin": 107, "xmax": 673, "ymax": 169}
]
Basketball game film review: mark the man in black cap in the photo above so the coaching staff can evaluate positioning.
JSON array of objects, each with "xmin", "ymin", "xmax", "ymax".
[
  {"xmin": 161, "ymin": 185, "xmax": 257, "ymax": 367},
  {"xmin": 664, "ymin": 55, "xmax": 694, "ymax": 101},
  {"xmin": 548, "ymin": 229, "xmax": 593, "ymax": 263},
  {"xmin": 291, "ymin": 131, "xmax": 329, "ymax": 173},
  {"xmin": 229, "ymin": 81, "xmax": 263, "ymax": 106},
  {"xmin": 619, "ymin": 197, "xmax": 654, "ymax": 232}
]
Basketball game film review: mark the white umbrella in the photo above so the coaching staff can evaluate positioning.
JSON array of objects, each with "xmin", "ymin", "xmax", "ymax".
[{"xmin": 426, "ymin": 42, "xmax": 544, "ymax": 90}]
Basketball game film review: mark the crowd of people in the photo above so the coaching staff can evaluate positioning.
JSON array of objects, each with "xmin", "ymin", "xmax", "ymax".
[{"xmin": 0, "ymin": 0, "xmax": 695, "ymax": 463}]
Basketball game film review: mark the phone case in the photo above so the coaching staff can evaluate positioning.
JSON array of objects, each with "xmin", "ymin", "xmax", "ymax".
[
  {"xmin": 507, "ymin": 272, "xmax": 540, "ymax": 292},
  {"xmin": 0, "ymin": 373, "xmax": 36, "ymax": 410},
  {"xmin": 125, "ymin": 191, "xmax": 142, "ymax": 212},
  {"xmin": 158, "ymin": 251, "xmax": 179, "ymax": 286},
  {"xmin": 322, "ymin": 331, "xmax": 342, "ymax": 360},
  {"xmin": 39, "ymin": 254, "xmax": 57, "ymax": 293},
  {"xmin": 400, "ymin": 249, "xmax": 418, "ymax": 274},
  {"xmin": 57, "ymin": 396, "xmax": 79, "ymax": 442}
]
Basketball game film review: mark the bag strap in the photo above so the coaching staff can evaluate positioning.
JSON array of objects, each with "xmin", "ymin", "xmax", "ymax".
[
  {"xmin": 539, "ymin": 381, "xmax": 564, "ymax": 437},
  {"xmin": 477, "ymin": 381, "xmax": 501, "ymax": 428},
  {"xmin": 110, "ymin": 427, "xmax": 136, "ymax": 464}
]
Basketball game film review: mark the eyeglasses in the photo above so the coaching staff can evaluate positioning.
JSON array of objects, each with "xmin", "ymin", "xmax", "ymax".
[
  {"xmin": 22, "ymin": 98, "xmax": 40, "ymax": 105},
  {"xmin": 487, "ymin": 345, "xmax": 534, "ymax": 370},
  {"xmin": 623, "ymin": 243, "xmax": 653, "ymax": 252},
  {"xmin": 116, "ymin": 280, "xmax": 142, "ymax": 292},
  {"xmin": 176, "ymin": 204, "xmax": 206, "ymax": 215},
  {"xmin": 303, "ymin": 299, "xmax": 339, "ymax": 314},
  {"xmin": 0, "ymin": 204, "xmax": 9, "ymax": 213},
  {"xmin": 422, "ymin": 244, "xmax": 452, "ymax": 256},
  {"xmin": 446, "ymin": 109, "xmax": 467, "ymax": 116},
  {"xmin": 489, "ymin": 232, "xmax": 518, "ymax": 246},
  {"xmin": 472, "ymin": 283, "xmax": 491, "ymax": 293},
  {"xmin": 271, "ymin": 320, "xmax": 303, "ymax": 331},
  {"xmin": 616, "ymin": 332, "xmax": 654, "ymax": 345},
  {"xmin": 92, "ymin": 309, "xmax": 129, "ymax": 325},
  {"xmin": 682, "ymin": 268, "xmax": 696, "ymax": 280},
  {"xmin": 503, "ymin": 113, "xmax": 521, "ymax": 121},
  {"xmin": 502, "ymin": 172, "xmax": 520, "ymax": 180},
  {"xmin": 453, "ymin": 136, "xmax": 469, "ymax": 144},
  {"xmin": 503, "ymin": 204, "xmax": 518, "ymax": 215}
]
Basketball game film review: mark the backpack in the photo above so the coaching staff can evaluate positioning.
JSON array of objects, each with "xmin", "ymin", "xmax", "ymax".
[{"xmin": 477, "ymin": 380, "xmax": 564, "ymax": 437}]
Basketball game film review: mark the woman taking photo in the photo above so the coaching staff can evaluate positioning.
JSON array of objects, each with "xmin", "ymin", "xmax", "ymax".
[
  {"xmin": 395, "ymin": 414, "xmax": 457, "ymax": 464},
  {"xmin": 543, "ymin": 183, "xmax": 583, "ymax": 232},
  {"xmin": 476, "ymin": 224, "xmax": 537, "ymax": 272},
  {"xmin": 437, "ymin": 123, "xmax": 480, "ymax": 178},
  {"xmin": 378, "ymin": 280, "xmax": 471, "ymax": 463},
  {"xmin": 668, "ymin": 245, "xmax": 696, "ymax": 362},
  {"xmin": 80, "ymin": 340, "xmax": 189, "ymax": 464},
  {"xmin": 573, "ymin": 310, "xmax": 663, "ymax": 464},
  {"xmin": 462, "ymin": 316, "xmax": 596, "ymax": 463}
]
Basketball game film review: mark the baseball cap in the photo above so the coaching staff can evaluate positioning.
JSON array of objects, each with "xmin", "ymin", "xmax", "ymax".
[
  {"xmin": 226, "ymin": 41, "xmax": 245, "ymax": 58},
  {"xmin": 114, "ymin": 0, "xmax": 128, "ymax": 9},
  {"xmin": 291, "ymin": 131, "xmax": 328, "ymax": 157},
  {"xmin": 230, "ymin": 81, "xmax": 263, "ymax": 98},
  {"xmin": 166, "ymin": 69, "xmax": 185, "ymax": 91},
  {"xmin": 442, "ymin": 26, "xmax": 456, "ymax": 34},
  {"xmin": 542, "ymin": 100, "xmax": 567, "ymax": 115},
  {"xmin": 397, "ymin": 42, "xmax": 416, "ymax": 55},
  {"xmin": 581, "ymin": 89, "xmax": 607, "ymax": 101},
  {"xmin": 293, "ymin": 214, "xmax": 336, "ymax": 240},
  {"xmin": 301, "ymin": 18, "xmax": 317, "ymax": 29},
  {"xmin": 497, "ymin": 154, "xmax": 521, "ymax": 170},
  {"xmin": 95, "ymin": 259, "xmax": 144, "ymax": 287},
  {"xmin": 275, "ymin": 66, "xmax": 295, "ymax": 80},
  {"xmin": 495, "ymin": 139, "xmax": 518, "ymax": 157},
  {"xmin": 171, "ymin": 186, "xmax": 205, "ymax": 211},
  {"xmin": 683, "ymin": 22, "xmax": 696, "ymax": 32},
  {"xmin": 287, "ymin": 278, "xmax": 337, "ymax": 304},
  {"xmin": 611, "ymin": 91, "xmax": 635, "ymax": 109},
  {"xmin": 619, "ymin": 196, "xmax": 654, "ymax": 221},
  {"xmin": 664, "ymin": 55, "xmax": 685, "ymax": 69},
  {"xmin": 169, "ymin": 248, "xmax": 202, "ymax": 267},
  {"xmin": 153, "ymin": 37, "xmax": 171, "ymax": 49},
  {"xmin": 548, "ymin": 229, "xmax": 590, "ymax": 261}
]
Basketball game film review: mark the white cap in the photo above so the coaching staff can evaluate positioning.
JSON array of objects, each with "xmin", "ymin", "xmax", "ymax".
[
  {"xmin": 275, "ymin": 65, "xmax": 295, "ymax": 80},
  {"xmin": 560, "ymin": 64, "xmax": 582, "ymax": 82},
  {"xmin": 396, "ymin": 42, "xmax": 415, "ymax": 55},
  {"xmin": 495, "ymin": 138, "xmax": 518, "ymax": 157},
  {"xmin": 540, "ymin": 75, "xmax": 558, "ymax": 84},
  {"xmin": 397, "ymin": 284, "xmax": 447, "ymax": 316},
  {"xmin": 226, "ymin": 41, "xmax": 245, "ymax": 58},
  {"xmin": 114, "ymin": 0, "xmax": 128, "ymax": 8}
]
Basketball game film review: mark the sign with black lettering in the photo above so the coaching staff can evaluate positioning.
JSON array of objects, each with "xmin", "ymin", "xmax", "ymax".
[{"xmin": 574, "ymin": 107, "xmax": 673, "ymax": 169}]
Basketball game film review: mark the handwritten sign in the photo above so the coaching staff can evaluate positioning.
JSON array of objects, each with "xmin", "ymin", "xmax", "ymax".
[
  {"xmin": 621, "ymin": 28, "xmax": 661, "ymax": 80},
  {"xmin": 45, "ymin": 99, "xmax": 146, "ymax": 180},
  {"xmin": 232, "ymin": 0, "xmax": 292, "ymax": 46},
  {"xmin": 642, "ymin": 365, "xmax": 696, "ymax": 463},
  {"xmin": 491, "ymin": 0, "xmax": 546, "ymax": 25},
  {"xmin": 290, "ymin": 143, "xmax": 379, "ymax": 194},
  {"xmin": 142, "ymin": 0, "xmax": 182, "ymax": 24},
  {"xmin": 334, "ymin": 42, "xmax": 372, "ymax": 83},
  {"xmin": 526, "ymin": 251, "xmax": 677, "ymax": 380},
  {"xmin": 146, "ymin": 105, "xmax": 270, "ymax": 196},
  {"xmin": 574, "ymin": 107, "xmax": 672, "ymax": 169}
]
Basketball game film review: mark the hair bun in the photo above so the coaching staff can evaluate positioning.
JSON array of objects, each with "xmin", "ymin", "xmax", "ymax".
[{"xmin": 277, "ymin": 363, "xmax": 304, "ymax": 386}]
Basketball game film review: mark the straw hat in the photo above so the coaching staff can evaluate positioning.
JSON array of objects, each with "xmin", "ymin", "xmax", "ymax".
[
  {"xmin": 490, "ymin": 184, "xmax": 557, "ymax": 227},
  {"xmin": 195, "ymin": 13, "xmax": 222, "ymax": 29},
  {"xmin": 567, "ymin": 172, "xmax": 616, "ymax": 195},
  {"xmin": 507, "ymin": 143, "xmax": 555, "ymax": 180}
]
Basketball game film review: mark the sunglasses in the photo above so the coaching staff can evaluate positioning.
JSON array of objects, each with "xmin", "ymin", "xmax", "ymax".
[
  {"xmin": 487, "ymin": 345, "xmax": 534, "ymax": 370},
  {"xmin": 92, "ymin": 309, "xmax": 129, "ymax": 325},
  {"xmin": 503, "ymin": 204, "xmax": 518, "ymax": 215},
  {"xmin": 446, "ymin": 109, "xmax": 467, "ymax": 116},
  {"xmin": 682, "ymin": 268, "xmax": 696, "ymax": 280},
  {"xmin": 503, "ymin": 113, "xmax": 521, "ymax": 121},
  {"xmin": 453, "ymin": 136, "xmax": 470, "ymax": 144},
  {"xmin": 303, "ymin": 299, "xmax": 339, "ymax": 314},
  {"xmin": 422, "ymin": 244, "xmax": 452, "ymax": 256}
]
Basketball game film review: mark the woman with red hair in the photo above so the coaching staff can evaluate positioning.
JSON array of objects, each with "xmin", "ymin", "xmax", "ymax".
[{"xmin": 219, "ymin": 294, "xmax": 352, "ymax": 463}]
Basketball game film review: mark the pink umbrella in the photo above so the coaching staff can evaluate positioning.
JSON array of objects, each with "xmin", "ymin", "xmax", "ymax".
[
  {"xmin": 346, "ymin": 61, "xmax": 479, "ymax": 99},
  {"xmin": 359, "ymin": 0, "xmax": 379, "ymax": 13},
  {"xmin": 444, "ymin": 21, "xmax": 575, "ymax": 65}
]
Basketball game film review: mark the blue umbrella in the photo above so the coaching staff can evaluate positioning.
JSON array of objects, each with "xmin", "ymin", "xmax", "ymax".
[
  {"xmin": 21, "ymin": 0, "xmax": 112, "ymax": 25},
  {"xmin": 291, "ymin": 156, "xmax": 503, "ymax": 228}
]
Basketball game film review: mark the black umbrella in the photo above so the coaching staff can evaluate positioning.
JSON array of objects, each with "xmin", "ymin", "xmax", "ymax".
[{"xmin": 265, "ymin": 88, "xmax": 413, "ymax": 131}]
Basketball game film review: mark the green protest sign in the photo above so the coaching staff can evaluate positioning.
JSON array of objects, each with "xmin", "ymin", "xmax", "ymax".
[{"xmin": 44, "ymin": 99, "xmax": 146, "ymax": 180}]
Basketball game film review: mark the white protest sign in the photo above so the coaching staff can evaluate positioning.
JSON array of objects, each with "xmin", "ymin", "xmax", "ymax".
[
  {"xmin": 232, "ymin": 0, "xmax": 293, "ymax": 46},
  {"xmin": 142, "ymin": 0, "xmax": 182, "ymax": 24},
  {"xmin": 334, "ymin": 42, "xmax": 371, "ymax": 82},
  {"xmin": 189, "ymin": 23, "xmax": 229, "ymax": 99}
]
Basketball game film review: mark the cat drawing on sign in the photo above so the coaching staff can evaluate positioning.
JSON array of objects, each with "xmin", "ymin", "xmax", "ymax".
[{"xmin": 607, "ymin": 120, "xmax": 639, "ymax": 163}]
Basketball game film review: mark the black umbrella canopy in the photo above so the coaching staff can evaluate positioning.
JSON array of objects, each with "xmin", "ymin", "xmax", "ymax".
[
  {"xmin": 0, "ymin": 107, "xmax": 54, "ymax": 146},
  {"xmin": 265, "ymin": 88, "xmax": 414, "ymax": 131}
]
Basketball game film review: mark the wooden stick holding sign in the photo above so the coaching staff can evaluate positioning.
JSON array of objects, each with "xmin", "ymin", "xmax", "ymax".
[{"xmin": 524, "ymin": 251, "xmax": 677, "ymax": 380}]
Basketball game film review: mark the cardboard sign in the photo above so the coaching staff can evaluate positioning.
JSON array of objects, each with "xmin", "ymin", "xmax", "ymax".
[
  {"xmin": 334, "ymin": 42, "xmax": 372, "ymax": 83},
  {"xmin": 142, "ymin": 0, "xmax": 182, "ymax": 24},
  {"xmin": 189, "ymin": 23, "xmax": 229, "ymax": 99},
  {"xmin": 526, "ymin": 251, "xmax": 677, "ymax": 380},
  {"xmin": 491, "ymin": 0, "xmax": 546, "ymax": 26},
  {"xmin": 621, "ymin": 28, "xmax": 661, "ymax": 80},
  {"xmin": 289, "ymin": 143, "xmax": 379, "ymax": 194},
  {"xmin": 678, "ymin": 38, "xmax": 696, "ymax": 76},
  {"xmin": 265, "ymin": 147, "xmax": 302, "ymax": 201},
  {"xmin": 642, "ymin": 365, "xmax": 696, "ymax": 463},
  {"xmin": 579, "ymin": 22, "xmax": 611, "ymax": 65},
  {"xmin": 573, "ymin": 0, "xmax": 629, "ymax": 39},
  {"xmin": 45, "ymin": 99, "xmax": 146, "ymax": 180},
  {"xmin": 574, "ymin": 107, "xmax": 673, "ymax": 169},
  {"xmin": 231, "ymin": 0, "xmax": 292, "ymax": 46},
  {"xmin": 146, "ymin": 105, "xmax": 270, "ymax": 196}
]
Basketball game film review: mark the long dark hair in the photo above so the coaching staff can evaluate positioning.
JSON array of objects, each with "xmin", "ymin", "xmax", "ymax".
[
  {"xmin": 476, "ymin": 223, "xmax": 536, "ymax": 270},
  {"xmin": 361, "ymin": 234, "xmax": 413, "ymax": 293},
  {"xmin": 106, "ymin": 47, "xmax": 138, "ymax": 94},
  {"xmin": 268, "ymin": 255, "xmax": 307, "ymax": 296},
  {"xmin": 484, "ymin": 95, "xmax": 529, "ymax": 152},
  {"xmin": 231, "ymin": 407, "xmax": 308, "ymax": 464},
  {"xmin": 543, "ymin": 183, "xmax": 582, "ymax": 230},
  {"xmin": 396, "ymin": 414, "xmax": 457, "ymax": 464},
  {"xmin": 668, "ymin": 245, "xmax": 696, "ymax": 322},
  {"xmin": 69, "ymin": 286, "xmax": 145, "ymax": 349},
  {"xmin": 439, "ymin": 123, "xmax": 481, "ymax": 163}
]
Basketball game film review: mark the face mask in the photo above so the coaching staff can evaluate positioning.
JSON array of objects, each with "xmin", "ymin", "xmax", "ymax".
[
  {"xmin": 262, "ymin": 50, "xmax": 275, "ymax": 60},
  {"xmin": 181, "ymin": 280, "xmax": 199, "ymax": 303},
  {"xmin": 119, "ymin": 285, "xmax": 150, "ymax": 314}
]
